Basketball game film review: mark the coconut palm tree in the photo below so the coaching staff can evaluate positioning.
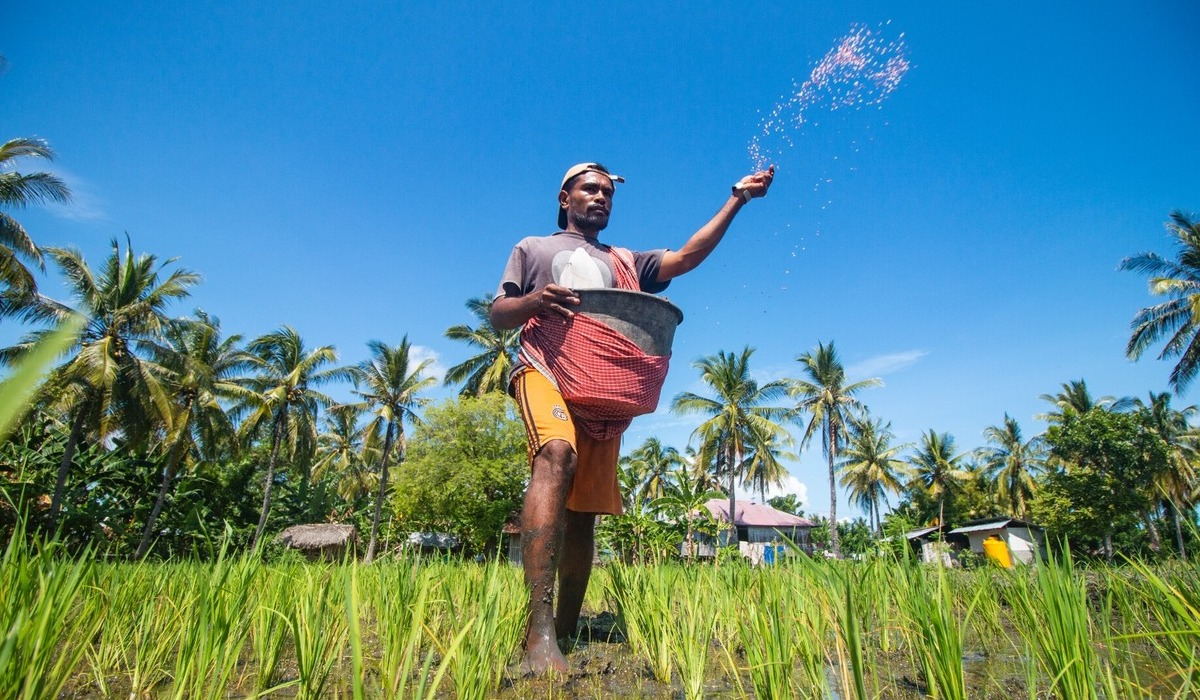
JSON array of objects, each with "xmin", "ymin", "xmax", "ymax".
[
  {"xmin": 624, "ymin": 437, "xmax": 685, "ymax": 505},
  {"xmin": 313, "ymin": 403, "xmax": 377, "ymax": 505},
  {"xmin": 671, "ymin": 347, "xmax": 790, "ymax": 545},
  {"xmin": 979, "ymin": 414, "xmax": 1045, "ymax": 521},
  {"xmin": 740, "ymin": 426, "xmax": 795, "ymax": 501},
  {"xmin": 443, "ymin": 295, "xmax": 519, "ymax": 396},
  {"xmin": 239, "ymin": 327, "xmax": 349, "ymax": 547},
  {"xmin": 350, "ymin": 337, "xmax": 436, "ymax": 562},
  {"xmin": 683, "ymin": 442, "xmax": 724, "ymax": 494},
  {"xmin": 650, "ymin": 466, "xmax": 724, "ymax": 559},
  {"xmin": 1036, "ymin": 379, "xmax": 1120, "ymax": 424},
  {"xmin": 0, "ymin": 137, "xmax": 71, "ymax": 305},
  {"xmin": 838, "ymin": 415, "xmax": 907, "ymax": 534},
  {"xmin": 617, "ymin": 455, "xmax": 648, "ymax": 514},
  {"xmin": 791, "ymin": 341, "xmax": 881, "ymax": 557},
  {"xmin": 133, "ymin": 311, "xmax": 248, "ymax": 559},
  {"xmin": 907, "ymin": 430, "xmax": 968, "ymax": 529},
  {"xmin": 1121, "ymin": 211, "xmax": 1200, "ymax": 393},
  {"xmin": 1131, "ymin": 392, "xmax": 1198, "ymax": 559},
  {"xmin": 1, "ymin": 238, "xmax": 199, "ymax": 529}
]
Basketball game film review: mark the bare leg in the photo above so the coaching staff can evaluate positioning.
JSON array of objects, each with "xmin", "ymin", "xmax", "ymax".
[
  {"xmin": 520, "ymin": 440, "xmax": 576, "ymax": 675},
  {"xmin": 555, "ymin": 509, "xmax": 595, "ymax": 641}
]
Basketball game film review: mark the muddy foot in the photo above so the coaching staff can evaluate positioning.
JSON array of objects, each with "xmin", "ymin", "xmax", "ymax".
[{"xmin": 519, "ymin": 638, "xmax": 570, "ymax": 677}]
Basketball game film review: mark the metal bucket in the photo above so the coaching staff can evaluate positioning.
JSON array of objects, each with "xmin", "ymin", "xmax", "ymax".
[{"xmin": 574, "ymin": 288, "xmax": 683, "ymax": 356}]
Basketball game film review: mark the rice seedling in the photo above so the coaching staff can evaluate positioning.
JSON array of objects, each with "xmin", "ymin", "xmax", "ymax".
[
  {"xmin": 793, "ymin": 577, "xmax": 835, "ymax": 698},
  {"xmin": 862, "ymin": 558, "xmax": 902, "ymax": 656},
  {"xmin": 289, "ymin": 565, "xmax": 349, "ymax": 700},
  {"xmin": 247, "ymin": 573, "xmax": 293, "ymax": 697},
  {"xmin": 167, "ymin": 540, "xmax": 258, "ymax": 700},
  {"xmin": 119, "ymin": 566, "xmax": 183, "ymax": 698},
  {"xmin": 1009, "ymin": 547, "xmax": 1100, "ymax": 700},
  {"xmin": 1120, "ymin": 558, "xmax": 1200, "ymax": 695},
  {"xmin": 83, "ymin": 581, "xmax": 127, "ymax": 697},
  {"xmin": 831, "ymin": 563, "xmax": 870, "ymax": 700},
  {"xmin": 736, "ymin": 570, "xmax": 797, "ymax": 699},
  {"xmin": 376, "ymin": 561, "xmax": 438, "ymax": 696},
  {"xmin": 667, "ymin": 567, "xmax": 717, "ymax": 700},
  {"xmin": 9, "ymin": 507, "xmax": 1200, "ymax": 700},
  {"xmin": 961, "ymin": 568, "xmax": 1006, "ymax": 654},
  {"xmin": 895, "ymin": 559, "xmax": 968, "ymax": 700},
  {"xmin": 345, "ymin": 562, "xmax": 366, "ymax": 700},
  {"xmin": 0, "ymin": 526, "xmax": 102, "ymax": 700},
  {"xmin": 1094, "ymin": 565, "xmax": 1153, "ymax": 699},
  {"xmin": 442, "ymin": 560, "xmax": 525, "ymax": 699},
  {"xmin": 606, "ymin": 562, "xmax": 675, "ymax": 682}
]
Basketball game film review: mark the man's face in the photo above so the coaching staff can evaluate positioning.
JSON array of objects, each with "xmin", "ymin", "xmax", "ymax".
[{"xmin": 560, "ymin": 172, "xmax": 614, "ymax": 233}]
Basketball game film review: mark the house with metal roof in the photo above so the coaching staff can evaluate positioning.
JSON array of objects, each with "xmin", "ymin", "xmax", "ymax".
[
  {"xmin": 903, "ymin": 524, "xmax": 968, "ymax": 566},
  {"xmin": 693, "ymin": 499, "xmax": 817, "ymax": 563},
  {"xmin": 949, "ymin": 518, "xmax": 1047, "ymax": 565}
]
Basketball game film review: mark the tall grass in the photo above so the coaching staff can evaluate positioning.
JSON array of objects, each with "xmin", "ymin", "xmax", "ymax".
[
  {"xmin": 668, "ymin": 567, "xmax": 718, "ymax": 700},
  {"xmin": 289, "ymin": 565, "xmax": 348, "ymax": 700},
  {"xmin": 248, "ymin": 569, "xmax": 292, "ymax": 696},
  {"xmin": 167, "ymin": 538, "xmax": 258, "ymax": 700},
  {"xmin": 607, "ymin": 562, "xmax": 675, "ymax": 682},
  {"xmin": 442, "ymin": 560, "xmax": 525, "ymax": 699},
  {"xmin": 1121, "ymin": 558, "xmax": 1200, "ymax": 695},
  {"xmin": 737, "ymin": 569, "xmax": 798, "ymax": 699},
  {"xmin": 0, "ymin": 525, "xmax": 101, "ymax": 700},
  {"xmin": 1009, "ymin": 547, "xmax": 1100, "ymax": 700},
  {"xmin": 895, "ymin": 560, "xmax": 968, "ymax": 700},
  {"xmin": 2, "ymin": 521, "xmax": 1198, "ymax": 699}
]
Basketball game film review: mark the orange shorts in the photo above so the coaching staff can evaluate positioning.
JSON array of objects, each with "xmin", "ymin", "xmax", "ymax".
[{"xmin": 512, "ymin": 368, "xmax": 624, "ymax": 515}]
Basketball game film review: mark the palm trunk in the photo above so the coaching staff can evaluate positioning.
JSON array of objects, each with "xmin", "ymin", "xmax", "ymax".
[
  {"xmin": 135, "ymin": 420, "xmax": 191, "ymax": 560},
  {"xmin": 365, "ymin": 420, "xmax": 397, "ymax": 563},
  {"xmin": 827, "ymin": 420, "xmax": 840, "ymax": 558},
  {"xmin": 48, "ymin": 407, "xmax": 88, "ymax": 534},
  {"xmin": 252, "ymin": 407, "xmax": 287, "ymax": 549},
  {"xmin": 726, "ymin": 439, "xmax": 740, "ymax": 548},
  {"xmin": 685, "ymin": 512, "xmax": 695, "ymax": 560},
  {"xmin": 1171, "ymin": 499, "xmax": 1188, "ymax": 562},
  {"xmin": 1142, "ymin": 509, "xmax": 1162, "ymax": 552}
]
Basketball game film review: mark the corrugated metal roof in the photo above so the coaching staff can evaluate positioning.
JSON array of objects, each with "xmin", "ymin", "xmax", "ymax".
[
  {"xmin": 703, "ymin": 499, "xmax": 816, "ymax": 527},
  {"xmin": 949, "ymin": 520, "xmax": 1012, "ymax": 535},
  {"xmin": 905, "ymin": 526, "xmax": 942, "ymax": 540}
]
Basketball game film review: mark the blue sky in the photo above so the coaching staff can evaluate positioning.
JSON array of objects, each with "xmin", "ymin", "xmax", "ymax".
[{"xmin": 5, "ymin": 1, "xmax": 1199, "ymax": 520}]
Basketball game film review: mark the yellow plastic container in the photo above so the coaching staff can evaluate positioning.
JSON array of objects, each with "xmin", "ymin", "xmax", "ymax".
[{"xmin": 982, "ymin": 536, "xmax": 1013, "ymax": 568}]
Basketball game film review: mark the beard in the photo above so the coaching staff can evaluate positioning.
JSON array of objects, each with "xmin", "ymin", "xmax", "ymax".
[{"xmin": 575, "ymin": 209, "xmax": 610, "ymax": 231}]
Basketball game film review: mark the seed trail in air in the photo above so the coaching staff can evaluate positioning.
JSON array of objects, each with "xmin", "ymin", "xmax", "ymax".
[
  {"xmin": 748, "ymin": 22, "xmax": 910, "ymax": 170},
  {"xmin": 746, "ymin": 22, "xmax": 910, "ymax": 287}
]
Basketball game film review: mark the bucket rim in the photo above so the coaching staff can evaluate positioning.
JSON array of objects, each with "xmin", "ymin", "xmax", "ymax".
[{"xmin": 572, "ymin": 287, "xmax": 683, "ymax": 324}]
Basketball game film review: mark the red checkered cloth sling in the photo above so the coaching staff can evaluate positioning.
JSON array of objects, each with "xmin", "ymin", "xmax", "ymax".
[{"xmin": 519, "ymin": 247, "xmax": 671, "ymax": 440}]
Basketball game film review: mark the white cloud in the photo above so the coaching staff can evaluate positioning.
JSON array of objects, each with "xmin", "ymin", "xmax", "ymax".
[
  {"xmin": 37, "ymin": 165, "xmax": 108, "ymax": 223},
  {"xmin": 736, "ymin": 473, "xmax": 808, "ymax": 507},
  {"xmin": 847, "ymin": 349, "xmax": 927, "ymax": 379},
  {"xmin": 410, "ymin": 345, "xmax": 447, "ymax": 384}
]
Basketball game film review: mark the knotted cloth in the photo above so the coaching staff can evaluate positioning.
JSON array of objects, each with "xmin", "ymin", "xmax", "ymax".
[{"xmin": 519, "ymin": 247, "xmax": 671, "ymax": 440}]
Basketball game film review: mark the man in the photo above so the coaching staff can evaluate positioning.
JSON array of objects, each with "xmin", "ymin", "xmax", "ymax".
[{"xmin": 491, "ymin": 161, "xmax": 774, "ymax": 675}]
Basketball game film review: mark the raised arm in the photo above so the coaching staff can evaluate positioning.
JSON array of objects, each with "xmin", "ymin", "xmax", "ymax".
[{"xmin": 656, "ymin": 166, "xmax": 775, "ymax": 282}]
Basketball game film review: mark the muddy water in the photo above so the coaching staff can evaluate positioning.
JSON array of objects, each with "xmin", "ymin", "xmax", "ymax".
[{"xmin": 494, "ymin": 613, "xmax": 1037, "ymax": 700}]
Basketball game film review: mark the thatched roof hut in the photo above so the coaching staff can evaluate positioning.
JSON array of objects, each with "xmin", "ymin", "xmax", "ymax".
[{"xmin": 278, "ymin": 523, "xmax": 357, "ymax": 561}]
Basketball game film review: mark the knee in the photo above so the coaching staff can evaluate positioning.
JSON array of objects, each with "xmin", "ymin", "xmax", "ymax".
[{"xmin": 534, "ymin": 440, "xmax": 577, "ymax": 482}]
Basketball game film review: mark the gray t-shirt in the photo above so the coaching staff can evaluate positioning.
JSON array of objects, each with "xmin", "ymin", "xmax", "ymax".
[{"xmin": 495, "ymin": 231, "xmax": 670, "ymax": 299}]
